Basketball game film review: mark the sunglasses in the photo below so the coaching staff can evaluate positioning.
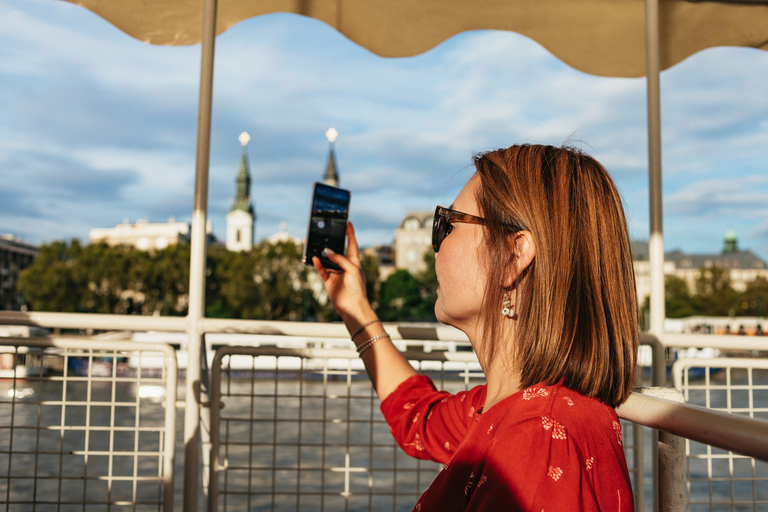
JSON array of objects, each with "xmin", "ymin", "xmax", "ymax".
[
  {"xmin": 432, "ymin": 206, "xmax": 521, "ymax": 253},
  {"xmin": 432, "ymin": 206, "xmax": 484, "ymax": 252}
]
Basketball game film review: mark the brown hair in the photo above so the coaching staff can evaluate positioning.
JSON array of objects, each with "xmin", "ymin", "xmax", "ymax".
[{"xmin": 474, "ymin": 144, "xmax": 638, "ymax": 407}]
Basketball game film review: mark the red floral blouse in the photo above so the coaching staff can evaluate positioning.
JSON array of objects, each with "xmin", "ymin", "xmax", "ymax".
[{"xmin": 380, "ymin": 375, "xmax": 634, "ymax": 511}]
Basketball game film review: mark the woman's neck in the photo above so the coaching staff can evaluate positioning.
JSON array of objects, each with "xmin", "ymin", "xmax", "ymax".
[
  {"xmin": 472, "ymin": 331, "xmax": 522, "ymax": 412},
  {"xmin": 482, "ymin": 362, "xmax": 522, "ymax": 412}
]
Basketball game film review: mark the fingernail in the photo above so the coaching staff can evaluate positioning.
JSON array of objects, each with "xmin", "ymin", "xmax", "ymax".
[{"xmin": 323, "ymin": 247, "xmax": 336, "ymax": 255}]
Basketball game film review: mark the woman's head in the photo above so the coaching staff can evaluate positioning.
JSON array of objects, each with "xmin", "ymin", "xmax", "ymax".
[{"xmin": 473, "ymin": 144, "xmax": 638, "ymax": 407}]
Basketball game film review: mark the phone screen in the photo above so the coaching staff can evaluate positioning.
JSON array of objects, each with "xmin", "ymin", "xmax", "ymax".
[{"xmin": 302, "ymin": 182, "xmax": 351, "ymax": 271}]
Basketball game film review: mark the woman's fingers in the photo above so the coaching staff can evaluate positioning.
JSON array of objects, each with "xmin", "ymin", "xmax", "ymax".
[
  {"xmin": 310, "ymin": 224, "xmax": 376, "ymax": 325},
  {"xmin": 313, "ymin": 222, "xmax": 359, "ymax": 274},
  {"xmin": 322, "ymin": 248, "xmax": 356, "ymax": 274},
  {"xmin": 311, "ymin": 256, "xmax": 330, "ymax": 280}
]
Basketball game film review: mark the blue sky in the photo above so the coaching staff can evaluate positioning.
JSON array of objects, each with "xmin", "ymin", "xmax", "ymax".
[{"xmin": 2, "ymin": 0, "xmax": 768, "ymax": 259}]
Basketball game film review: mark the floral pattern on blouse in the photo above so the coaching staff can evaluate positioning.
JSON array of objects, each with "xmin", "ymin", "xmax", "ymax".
[{"xmin": 380, "ymin": 375, "xmax": 634, "ymax": 512}]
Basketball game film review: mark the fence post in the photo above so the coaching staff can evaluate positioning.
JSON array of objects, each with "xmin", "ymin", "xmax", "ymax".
[{"xmin": 639, "ymin": 387, "xmax": 687, "ymax": 512}]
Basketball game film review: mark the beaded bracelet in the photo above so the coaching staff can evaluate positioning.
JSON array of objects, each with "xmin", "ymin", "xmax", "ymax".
[
  {"xmin": 350, "ymin": 319, "xmax": 381, "ymax": 341},
  {"xmin": 356, "ymin": 332, "xmax": 390, "ymax": 357}
]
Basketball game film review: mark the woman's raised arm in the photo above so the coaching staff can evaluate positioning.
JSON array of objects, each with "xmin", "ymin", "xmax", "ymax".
[{"xmin": 312, "ymin": 222, "xmax": 417, "ymax": 401}]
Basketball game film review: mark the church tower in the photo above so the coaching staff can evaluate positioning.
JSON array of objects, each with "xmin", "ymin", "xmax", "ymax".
[
  {"xmin": 226, "ymin": 132, "xmax": 256, "ymax": 251},
  {"xmin": 323, "ymin": 128, "xmax": 340, "ymax": 187}
]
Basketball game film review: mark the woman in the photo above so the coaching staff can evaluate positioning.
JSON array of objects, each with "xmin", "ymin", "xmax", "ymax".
[{"xmin": 313, "ymin": 144, "xmax": 638, "ymax": 511}]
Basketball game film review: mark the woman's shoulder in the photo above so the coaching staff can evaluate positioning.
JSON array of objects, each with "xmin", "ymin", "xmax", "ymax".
[{"xmin": 495, "ymin": 381, "xmax": 619, "ymax": 431}]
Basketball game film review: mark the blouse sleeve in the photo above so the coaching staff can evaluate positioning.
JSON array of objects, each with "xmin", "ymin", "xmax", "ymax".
[{"xmin": 380, "ymin": 374, "xmax": 486, "ymax": 465}]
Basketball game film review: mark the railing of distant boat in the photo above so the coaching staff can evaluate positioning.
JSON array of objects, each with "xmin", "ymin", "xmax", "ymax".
[{"xmin": 0, "ymin": 310, "xmax": 767, "ymax": 511}]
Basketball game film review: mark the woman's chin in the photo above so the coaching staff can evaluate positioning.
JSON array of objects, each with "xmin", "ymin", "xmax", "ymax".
[
  {"xmin": 433, "ymin": 307, "xmax": 452, "ymax": 328},
  {"xmin": 434, "ymin": 307, "xmax": 445, "ymax": 325}
]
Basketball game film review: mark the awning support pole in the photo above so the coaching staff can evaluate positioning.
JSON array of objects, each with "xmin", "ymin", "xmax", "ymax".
[
  {"xmin": 184, "ymin": 0, "xmax": 218, "ymax": 509},
  {"xmin": 645, "ymin": 2, "xmax": 667, "ymax": 512},
  {"xmin": 645, "ymin": 0, "xmax": 666, "ymax": 387}
]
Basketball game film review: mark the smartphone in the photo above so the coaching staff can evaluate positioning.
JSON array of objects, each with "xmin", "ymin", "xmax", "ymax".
[{"xmin": 302, "ymin": 182, "xmax": 351, "ymax": 271}]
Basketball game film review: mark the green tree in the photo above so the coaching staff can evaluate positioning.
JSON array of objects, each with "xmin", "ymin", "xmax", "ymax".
[
  {"xmin": 140, "ymin": 244, "xmax": 190, "ymax": 315},
  {"xmin": 665, "ymin": 275, "xmax": 698, "ymax": 318},
  {"xmin": 694, "ymin": 266, "xmax": 738, "ymax": 317},
  {"xmin": 205, "ymin": 245, "xmax": 234, "ymax": 318},
  {"xmin": 378, "ymin": 265, "xmax": 436, "ymax": 322},
  {"xmin": 18, "ymin": 240, "xmax": 83, "ymax": 312},
  {"xmin": 214, "ymin": 248, "xmax": 262, "ymax": 318},
  {"xmin": 212, "ymin": 240, "xmax": 322, "ymax": 321},
  {"xmin": 77, "ymin": 243, "xmax": 134, "ymax": 314},
  {"xmin": 360, "ymin": 252, "xmax": 381, "ymax": 309},
  {"xmin": 738, "ymin": 276, "xmax": 768, "ymax": 317},
  {"xmin": 251, "ymin": 240, "xmax": 310, "ymax": 320},
  {"xmin": 378, "ymin": 270, "xmax": 423, "ymax": 321},
  {"xmin": 417, "ymin": 251, "xmax": 438, "ymax": 315},
  {"xmin": 20, "ymin": 241, "xmax": 192, "ymax": 315},
  {"xmin": 17, "ymin": 237, "xmax": 348, "ymax": 322}
]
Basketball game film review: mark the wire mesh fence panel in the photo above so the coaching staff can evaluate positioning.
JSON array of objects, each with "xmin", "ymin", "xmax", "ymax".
[
  {"xmin": 673, "ymin": 358, "xmax": 768, "ymax": 512},
  {"xmin": 0, "ymin": 339, "xmax": 177, "ymax": 512},
  {"xmin": 208, "ymin": 346, "xmax": 648, "ymax": 512},
  {"xmin": 208, "ymin": 347, "xmax": 486, "ymax": 512}
]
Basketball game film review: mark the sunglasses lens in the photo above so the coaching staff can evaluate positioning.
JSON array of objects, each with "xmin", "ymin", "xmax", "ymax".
[
  {"xmin": 432, "ymin": 212, "xmax": 442, "ymax": 252},
  {"xmin": 432, "ymin": 210, "xmax": 447, "ymax": 252}
]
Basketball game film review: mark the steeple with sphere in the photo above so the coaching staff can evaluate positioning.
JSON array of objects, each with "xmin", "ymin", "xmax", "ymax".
[
  {"xmin": 323, "ymin": 128, "xmax": 340, "ymax": 187},
  {"xmin": 226, "ymin": 132, "xmax": 256, "ymax": 251}
]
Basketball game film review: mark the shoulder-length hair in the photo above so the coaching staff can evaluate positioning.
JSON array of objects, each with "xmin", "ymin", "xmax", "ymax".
[{"xmin": 474, "ymin": 144, "xmax": 638, "ymax": 407}]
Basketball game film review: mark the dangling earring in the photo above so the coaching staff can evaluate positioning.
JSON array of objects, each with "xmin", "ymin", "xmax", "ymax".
[{"xmin": 502, "ymin": 292, "xmax": 515, "ymax": 318}]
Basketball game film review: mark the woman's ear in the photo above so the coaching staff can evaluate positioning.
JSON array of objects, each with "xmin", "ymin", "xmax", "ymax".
[{"xmin": 502, "ymin": 231, "xmax": 536, "ymax": 288}]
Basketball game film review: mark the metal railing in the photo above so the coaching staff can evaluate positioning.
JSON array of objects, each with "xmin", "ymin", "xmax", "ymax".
[
  {"xmin": 672, "ymin": 357, "xmax": 768, "ymax": 511},
  {"xmin": 206, "ymin": 345, "xmax": 679, "ymax": 512},
  {"xmin": 0, "ymin": 337, "xmax": 178, "ymax": 511},
  {"xmin": 2, "ymin": 311, "xmax": 768, "ymax": 511},
  {"xmin": 204, "ymin": 340, "xmax": 768, "ymax": 512},
  {"xmin": 207, "ymin": 346, "xmax": 485, "ymax": 512}
]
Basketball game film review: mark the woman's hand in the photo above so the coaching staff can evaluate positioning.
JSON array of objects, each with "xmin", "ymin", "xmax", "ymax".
[
  {"xmin": 313, "ymin": 221, "xmax": 418, "ymax": 400},
  {"xmin": 312, "ymin": 222, "xmax": 377, "ymax": 329}
]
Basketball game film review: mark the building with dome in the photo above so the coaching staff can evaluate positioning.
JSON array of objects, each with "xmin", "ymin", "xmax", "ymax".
[{"xmin": 632, "ymin": 230, "xmax": 768, "ymax": 306}]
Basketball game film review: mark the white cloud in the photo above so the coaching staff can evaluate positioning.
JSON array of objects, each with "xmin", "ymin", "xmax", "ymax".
[
  {"xmin": 665, "ymin": 176, "xmax": 768, "ymax": 217},
  {"xmin": 2, "ymin": 0, "xmax": 768, "ymax": 262}
]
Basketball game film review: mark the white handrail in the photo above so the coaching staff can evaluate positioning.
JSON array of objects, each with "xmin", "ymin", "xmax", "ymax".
[
  {"xmin": 0, "ymin": 310, "xmax": 187, "ymax": 332},
  {"xmin": 617, "ymin": 391, "xmax": 768, "ymax": 463}
]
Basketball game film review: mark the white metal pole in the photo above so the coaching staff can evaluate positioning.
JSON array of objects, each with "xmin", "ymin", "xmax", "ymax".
[
  {"xmin": 645, "ymin": 0, "xmax": 666, "ymax": 389},
  {"xmin": 184, "ymin": 0, "xmax": 218, "ymax": 509},
  {"xmin": 644, "ymin": 2, "xmax": 665, "ymax": 510}
]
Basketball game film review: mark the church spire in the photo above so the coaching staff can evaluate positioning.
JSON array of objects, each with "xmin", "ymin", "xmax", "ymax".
[
  {"xmin": 226, "ymin": 132, "xmax": 256, "ymax": 251},
  {"xmin": 232, "ymin": 131, "xmax": 255, "ymax": 215},
  {"xmin": 323, "ymin": 128, "xmax": 339, "ymax": 187}
]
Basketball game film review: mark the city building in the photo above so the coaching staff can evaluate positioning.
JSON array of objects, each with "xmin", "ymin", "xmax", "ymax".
[
  {"xmin": 631, "ymin": 240, "xmax": 677, "ymax": 308},
  {"xmin": 393, "ymin": 211, "xmax": 433, "ymax": 276},
  {"xmin": 0, "ymin": 235, "xmax": 38, "ymax": 310},
  {"xmin": 226, "ymin": 132, "xmax": 256, "ymax": 251},
  {"xmin": 89, "ymin": 217, "xmax": 213, "ymax": 251},
  {"xmin": 632, "ymin": 231, "xmax": 768, "ymax": 306},
  {"xmin": 362, "ymin": 245, "xmax": 397, "ymax": 282}
]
